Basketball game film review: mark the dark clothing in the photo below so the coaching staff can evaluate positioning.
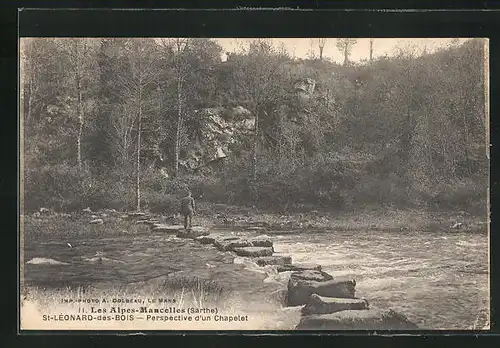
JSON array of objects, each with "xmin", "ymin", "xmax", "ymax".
[
  {"xmin": 180, "ymin": 195, "xmax": 195, "ymax": 229},
  {"xmin": 183, "ymin": 214, "xmax": 192, "ymax": 230}
]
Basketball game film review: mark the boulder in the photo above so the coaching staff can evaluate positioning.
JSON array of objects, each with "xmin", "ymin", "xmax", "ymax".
[
  {"xmin": 26, "ymin": 257, "xmax": 69, "ymax": 265},
  {"xmin": 196, "ymin": 236, "xmax": 217, "ymax": 245},
  {"xmin": 287, "ymin": 278, "xmax": 356, "ymax": 307},
  {"xmin": 290, "ymin": 270, "xmax": 333, "ymax": 282},
  {"xmin": 177, "ymin": 228, "xmax": 210, "ymax": 239},
  {"xmin": 89, "ymin": 219, "xmax": 104, "ymax": 225},
  {"xmin": 234, "ymin": 247, "xmax": 274, "ymax": 257},
  {"xmin": 152, "ymin": 224, "xmax": 183, "ymax": 233},
  {"xmin": 301, "ymin": 294, "xmax": 370, "ymax": 316},
  {"xmin": 214, "ymin": 238, "xmax": 252, "ymax": 251},
  {"xmin": 296, "ymin": 308, "xmax": 419, "ymax": 330},
  {"xmin": 255, "ymin": 256, "xmax": 292, "ymax": 266},
  {"xmin": 277, "ymin": 263, "xmax": 322, "ymax": 273}
]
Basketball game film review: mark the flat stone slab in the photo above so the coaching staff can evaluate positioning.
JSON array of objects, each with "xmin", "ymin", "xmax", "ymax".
[
  {"xmin": 196, "ymin": 236, "xmax": 217, "ymax": 244},
  {"xmin": 128, "ymin": 212, "xmax": 147, "ymax": 217},
  {"xmin": 215, "ymin": 238, "xmax": 252, "ymax": 251},
  {"xmin": 177, "ymin": 228, "xmax": 210, "ymax": 239},
  {"xmin": 255, "ymin": 256, "xmax": 292, "ymax": 266},
  {"xmin": 302, "ymin": 294, "xmax": 370, "ymax": 315},
  {"xmin": 245, "ymin": 226, "xmax": 267, "ymax": 232},
  {"xmin": 234, "ymin": 247, "xmax": 274, "ymax": 257},
  {"xmin": 296, "ymin": 308, "xmax": 419, "ymax": 330},
  {"xmin": 151, "ymin": 224, "xmax": 183, "ymax": 233},
  {"xmin": 277, "ymin": 263, "xmax": 322, "ymax": 273},
  {"xmin": 248, "ymin": 235, "xmax": 273, "ymax": 247},
  {"xmin": 288, "ymin": 278, "xmax": 356, "ymax": 307},
  {"xmin": 291, "ymin": 270, "xmax": 333, "ymax": 282}
]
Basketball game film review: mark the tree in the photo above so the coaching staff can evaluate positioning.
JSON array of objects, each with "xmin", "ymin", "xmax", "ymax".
[
  {"xmin": 231, "ymin": 40, "xmax": 291, "ymax": 205},
  {"xmin": 336, "ymin": 38, "xmax": 358, "ymax": 66},
  {"xmin": 318, "ymin": 38, "xmax": 327, "ymax": 61},
  {"xmin": 158, "ymin": 38, "xmax": 223, "ymax": 177},
  {"xmin": 57, "ymin": 38, "xmax": 98, "ymax": 171},
  {"xmin": 114, "ymin": 39, "xmax": 159, "ymax": 211}
]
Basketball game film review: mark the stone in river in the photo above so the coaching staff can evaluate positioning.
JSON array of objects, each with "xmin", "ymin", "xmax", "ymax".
[
  {"xmin": 152, "ymin": 224, "xmax": 183, "ymax": 233},
  {"xmin": 255, "ymin": 256, "xmax": 292, "ymax": 266},
  {"xmin": 290, "ymin": 270, "xmax": 333, "ymax": 282},
  {"xmin": 214, "ymin": 238, "xmax": 252, "ymax": 251},
  {"xmin": 287, "ymin": 277, "xmax": 356, "ymax": 306},
  {"xmin": 277, "ymin": 263, "xmax": 322, "ymax": 273},
  {"xmin": 301, "ymin": 294, "xmax": 369, "ymax": 315},
  {"xmin": 233, "ymin": 247, "xmax": 274, "ymax": 257},
  {"xmin": 196, "ymin": 236, "xmax": 217, "ymax": 244},
  {"xmin": 296, "ymin": 308, "xmax": 419, "ymax": 330},
  {"xmin": 176, "ymin": 227, "xmax": 210, "ymax": 239},
  {"xmin": 249, "ymin": 235, "xmax": 273, "ymax": 247},
  {"xmin": 89, "ymin": 219, "xmax": 104, "ymax": 225}
]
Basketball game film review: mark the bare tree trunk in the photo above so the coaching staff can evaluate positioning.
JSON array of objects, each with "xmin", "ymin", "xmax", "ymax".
[
  {"xmin": 76, "ymin": 71, "xmax": 84, "ymax": 171},
  {"xmin": 174, "ymin": 76, "xmax": 182, "ymax": 177},
  {"xmin": 136, "ymin": 93, "xmax": 142, "ymax": 212},
  {"xmin": 344, "ymin": 45, "xmax": 348, "ymax": 66},
  {"xmin": 319, "ymin": 46, "xmax": 324, "ymax": 60},
  {"xmin": 251, "ymin": 109, "xmax": 259, "ymax": 206}
]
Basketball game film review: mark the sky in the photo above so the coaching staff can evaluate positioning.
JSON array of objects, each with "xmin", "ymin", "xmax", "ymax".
[{"xmin": 214, "ymin": 38, "xmax": 472, "ymax": 63}]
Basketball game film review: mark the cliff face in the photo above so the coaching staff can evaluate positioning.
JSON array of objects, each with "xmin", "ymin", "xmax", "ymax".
[
  {"xmin": 179, "ymin": 106, "xmax": 255, "ymax": 172},
  {"xmin": 177, "ymin": 78, "xmax": 318, "ymax": 174}
]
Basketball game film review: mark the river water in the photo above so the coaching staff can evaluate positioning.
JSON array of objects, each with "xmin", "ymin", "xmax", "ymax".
[{"xmin": 231, "ymin": 229, "xmax": 489, "ymax": 330}]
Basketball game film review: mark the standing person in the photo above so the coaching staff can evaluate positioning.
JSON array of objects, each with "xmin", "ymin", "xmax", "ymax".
[{"xmin": 180, "ymin": 190, "xmax": 196, "ymax": 230}]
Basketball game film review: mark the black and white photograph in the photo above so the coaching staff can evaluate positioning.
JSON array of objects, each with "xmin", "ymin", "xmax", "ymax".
[{"xmin": 19, "ymin": 36, "xmax": 490, "ymax": 331}]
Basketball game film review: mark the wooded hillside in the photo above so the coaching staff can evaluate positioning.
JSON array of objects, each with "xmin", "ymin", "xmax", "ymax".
[{"xmin": 21, "ymin": 38, "xmax": 488, "ymax": 214}]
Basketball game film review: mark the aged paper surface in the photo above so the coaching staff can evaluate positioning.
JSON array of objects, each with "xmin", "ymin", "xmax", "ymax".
[{"xmin": 19, "ymin": 37, "xmax": 490, "ymax": 331}]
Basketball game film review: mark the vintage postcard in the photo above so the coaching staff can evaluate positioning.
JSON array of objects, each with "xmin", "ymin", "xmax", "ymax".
[{"xmin": 19, "ymin": 37, "xmax": 490, "ymax": 331}]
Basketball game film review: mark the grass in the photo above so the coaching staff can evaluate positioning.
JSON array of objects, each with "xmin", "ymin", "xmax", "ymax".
[{"xmin": 20, "ymin": 276, "xmax": 301, "ymax": 330}]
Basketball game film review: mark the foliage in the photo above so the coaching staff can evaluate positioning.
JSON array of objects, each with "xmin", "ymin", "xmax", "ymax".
[{"xmin": 22, "ymin": 38, "xmax": 488, "ymax": 213}]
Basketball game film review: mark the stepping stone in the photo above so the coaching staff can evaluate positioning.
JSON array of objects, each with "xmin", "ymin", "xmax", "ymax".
[
  {"xmin": 233, "ymin": 247, "xmax": 274, "ymax": 257},
  {"xmin": 152, "ymin": 224, "xmax": 183, "ymax": 233},
  {"xmin": 249, "ymin": 235, "xmax": 273, "ymax": 247},
  {"xmin": 296, "ymin": 308, "xmax": 419, "ymax": 330},
  {"xmin": 245, "ymin": 226, "xmax": 267, "ymax": 232},
  {"xmin": 287, "ymin": 277, "xmax": 356, "ymax": 307},
  {"xmin": 214, "ymin": 238, "xmax": 252, "ymax": 251},
  {"xmin": 196, "ymin": 236, "xmax": 217, "ymax": 244},
  {"xmin": 128, "ymin": 212, "xmax": 146, "ymax": 217},
  {"xmin": 177, "ymin": 228, "xmax": 210, "ymax": 239},
  {"xmin": 89, "ymin": 219, "xmax": 104, "ymax": 225},
  {"xmin": 277, "ymin": 263, "xmax": 322, "ymax": 273},
  {"xmin": 255, "ymin": 256, "xmax": 292, "ymax": 266},
  {"xmin": 301, "ymin": 294, "xmax": 370, "ymax": 315},
  {"xmin": 291, "ymin": 270, "xmax": 333, "ymax": 282}
]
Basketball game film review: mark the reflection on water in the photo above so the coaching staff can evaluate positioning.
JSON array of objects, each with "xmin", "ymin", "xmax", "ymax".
[{"xmin": 226, "ymin": 229, "xmax": 489, "ymax": 330}]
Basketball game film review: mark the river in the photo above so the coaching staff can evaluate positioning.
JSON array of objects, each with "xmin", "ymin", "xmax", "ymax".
[{"xmin": 231, "ymin": 228, "xmax": 489, "ymax": 330}]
